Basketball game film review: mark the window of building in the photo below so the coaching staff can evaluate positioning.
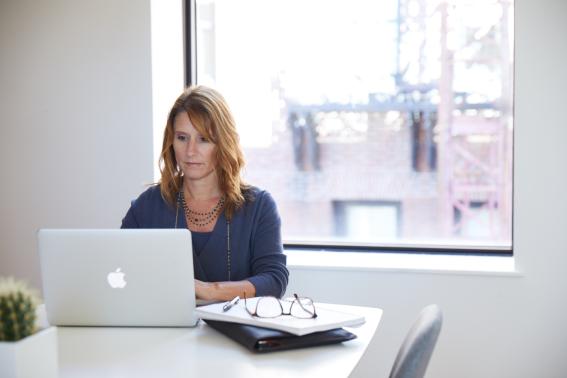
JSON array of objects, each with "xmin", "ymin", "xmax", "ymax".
[
  {"xmin": 186, "ymin": 0, "xmax": 514, "ymax": 253},
  {"xmin": 334, "ymin": 201, "xmax": 402, "ymax": 242}
]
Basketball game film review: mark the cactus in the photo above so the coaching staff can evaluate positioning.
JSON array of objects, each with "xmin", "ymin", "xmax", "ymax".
[{"xmin": 0, "ymin": 277, "xmax": 40, "ymax": 342}]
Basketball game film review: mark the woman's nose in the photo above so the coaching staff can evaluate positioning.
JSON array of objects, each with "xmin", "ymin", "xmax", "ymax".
[{"xmin": 185, "ymin": 138, "xmax": 197, "ymax": 155}]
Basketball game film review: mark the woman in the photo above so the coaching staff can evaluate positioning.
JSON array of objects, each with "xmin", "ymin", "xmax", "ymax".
[{"xmin": 121, "ymin": 85, "xmax": 289, "ymax": 301}]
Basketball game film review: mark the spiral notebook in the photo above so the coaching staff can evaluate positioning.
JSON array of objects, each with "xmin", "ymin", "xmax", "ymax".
[{"xmin": 195, "ymin": 298, "xmax": 365, "ymax": 336}]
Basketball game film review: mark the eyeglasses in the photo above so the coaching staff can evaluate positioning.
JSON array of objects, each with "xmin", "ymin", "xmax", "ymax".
[{"xmin": 244, "ymin": 293, "xmax": 317, "ymax": 319}]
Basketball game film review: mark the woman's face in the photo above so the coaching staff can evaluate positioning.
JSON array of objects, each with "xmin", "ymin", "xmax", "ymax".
[{"xmin": 173, "ymin": 111, "xmax": 217, "ymax": 183}]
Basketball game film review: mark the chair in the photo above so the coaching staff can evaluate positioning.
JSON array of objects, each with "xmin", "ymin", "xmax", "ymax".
[{"xmin": 389, "ymin": 304, "xmax": 443, "ymax": 378}]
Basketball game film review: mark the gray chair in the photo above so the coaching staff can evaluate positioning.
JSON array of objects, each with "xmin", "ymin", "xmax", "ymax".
[{"xmin": 389, "ymin": 304, "xmax": 443, "ymax": 378}]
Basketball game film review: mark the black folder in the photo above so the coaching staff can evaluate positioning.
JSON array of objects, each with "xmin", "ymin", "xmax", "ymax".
[{"xmin": 204, "ymin": 319, "xmax": 357, "ymax": 353}]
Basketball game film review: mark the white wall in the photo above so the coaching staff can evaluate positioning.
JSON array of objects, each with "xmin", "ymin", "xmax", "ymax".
[
  {"xmin": 0, "ymin": 0, "xmax": 154, "ymax": 289},
  {"xmin": 1, "ymin": 1, "xmax": 566, "ymax": 377}
]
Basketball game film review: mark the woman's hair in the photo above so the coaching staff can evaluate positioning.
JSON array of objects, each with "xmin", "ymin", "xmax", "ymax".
[{"xmin": 159, "ymin": 85, "xmax": 249, "ymax": 220}]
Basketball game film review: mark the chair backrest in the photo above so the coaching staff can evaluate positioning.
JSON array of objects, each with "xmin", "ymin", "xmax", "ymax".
[{"xmin": 389, "ymin": 304, "xmax": 443, "ymax": 378}]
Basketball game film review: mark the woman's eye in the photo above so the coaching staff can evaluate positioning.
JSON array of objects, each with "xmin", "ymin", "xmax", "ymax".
[
  {"xmin": 199, "ymin": 136, "xmax": 210, "ymax": 143},
  {"xmin": 176, "ymin": 134, "xmax": 187, "ymax": 142}
]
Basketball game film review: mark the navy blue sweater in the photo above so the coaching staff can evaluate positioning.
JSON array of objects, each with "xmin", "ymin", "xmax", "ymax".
[{"xmin": 121, "ymin": 185, "xmax": 289, "ymax": 297}]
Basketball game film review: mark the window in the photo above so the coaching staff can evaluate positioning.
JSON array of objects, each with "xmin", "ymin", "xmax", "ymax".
[
  {"xmin": 187, "ymin": 0, "xmax": 514, "ymax": 253},
  {"xmin": 334, "ymin": 201, "xmax": 402, "ymax": 240}
]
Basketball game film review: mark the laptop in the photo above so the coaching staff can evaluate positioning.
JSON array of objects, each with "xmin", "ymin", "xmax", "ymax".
[{"xmin": 38, "ymin": 229, "xmax": 198, "ymax": 327}]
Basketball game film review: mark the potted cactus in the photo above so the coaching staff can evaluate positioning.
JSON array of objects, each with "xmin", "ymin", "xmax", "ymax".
[{"xmin": 0, "ymin": 277, "xmax": 58, "ymax": 378}]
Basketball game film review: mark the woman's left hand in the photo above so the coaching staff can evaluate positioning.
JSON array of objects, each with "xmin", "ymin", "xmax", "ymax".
[
  {"xmin": 194, "ymin": 279, "xmax": 216, "ymax": 300},
  {"xmin": 194, "ymin": 279, "xmax": 256, "ymax": 301}
]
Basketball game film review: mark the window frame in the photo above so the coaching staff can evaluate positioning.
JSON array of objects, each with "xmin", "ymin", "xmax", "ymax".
[{"xmin": 183, "ymin": 0, "xmax": 513, "ymax": 257}]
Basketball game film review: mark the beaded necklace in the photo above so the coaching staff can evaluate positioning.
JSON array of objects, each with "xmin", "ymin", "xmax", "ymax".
[
  {"xmin": 180, "ymin": 193, "xmax": 225, "ymax": 228},
  {"xmin": 175, "ymin": 191, "xmax": 232, "ymax": 281}
]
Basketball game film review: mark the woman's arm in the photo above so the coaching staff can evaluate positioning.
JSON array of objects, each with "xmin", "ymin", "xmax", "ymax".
[
  {"xmin": 121, "ymin": 200, "xmax": 140, "ymax": 228},
  {"xmin": 244, "ymin": 190, "xmax": 289, "ymax": 298},
  {"xmin": 195, "ymin": 279, "xmax": 255, "ymax": 301},
  {"xmin": 195, "ymin": 190, "xmax": 289, "ymax": 300}
]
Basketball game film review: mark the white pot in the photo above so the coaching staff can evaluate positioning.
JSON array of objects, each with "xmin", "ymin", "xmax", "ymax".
[{"xmin": 0, "ymin": 326, "xmax": 58, "ymax": 378}]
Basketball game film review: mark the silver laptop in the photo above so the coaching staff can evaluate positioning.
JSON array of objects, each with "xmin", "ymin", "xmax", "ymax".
[{"xmin": 38, "ymin": 229, "xmax": 198, "ymax": 327}]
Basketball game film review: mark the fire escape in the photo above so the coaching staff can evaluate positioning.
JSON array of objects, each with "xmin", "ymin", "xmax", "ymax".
[{"xmin": 286, "ymin": 0, "xmax": 513, "ymax": 240}]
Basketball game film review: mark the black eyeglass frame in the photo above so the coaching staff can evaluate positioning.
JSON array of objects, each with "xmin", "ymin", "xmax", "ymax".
[{"xmin": 243, "ymin": 293, "xmax": 318, "ymax": 319}]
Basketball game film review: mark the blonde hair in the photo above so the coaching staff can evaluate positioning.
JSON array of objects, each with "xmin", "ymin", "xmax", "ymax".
[{"xmin": 159, "ymin": 85, "xmax": 249, "ymax": 220}]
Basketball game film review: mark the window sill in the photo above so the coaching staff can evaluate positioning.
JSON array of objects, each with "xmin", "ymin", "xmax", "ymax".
[{"xmin": 284, "ymin": 249, "xmax": 520, "ymax": 277}]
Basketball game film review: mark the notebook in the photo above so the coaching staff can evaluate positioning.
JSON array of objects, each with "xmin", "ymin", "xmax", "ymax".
[
  {"xmin": 195, "ymin": 298, "xmax": 365, "ymax": 336},
  {"xmin": 38, "ymin": 229, "xmax": 198, "ymax": 327},
  {"xmin": 203, "ymin": 319, "xmax": 357, "ymax": 353}
]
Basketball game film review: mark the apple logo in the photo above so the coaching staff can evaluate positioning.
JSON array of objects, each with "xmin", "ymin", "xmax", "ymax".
[{"xmin": 107, "ymin": 268, "xmax": 127, "ymax": 289}]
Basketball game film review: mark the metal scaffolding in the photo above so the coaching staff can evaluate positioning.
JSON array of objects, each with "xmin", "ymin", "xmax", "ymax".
[{"xmin": 285, "ymin": 0, "xmax": 513, "ymax": 240}]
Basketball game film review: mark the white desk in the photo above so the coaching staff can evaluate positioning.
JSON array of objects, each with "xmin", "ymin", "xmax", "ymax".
[{"xmin": 49, "ymin": 304, "xmax": 381, "ymax": 378}]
